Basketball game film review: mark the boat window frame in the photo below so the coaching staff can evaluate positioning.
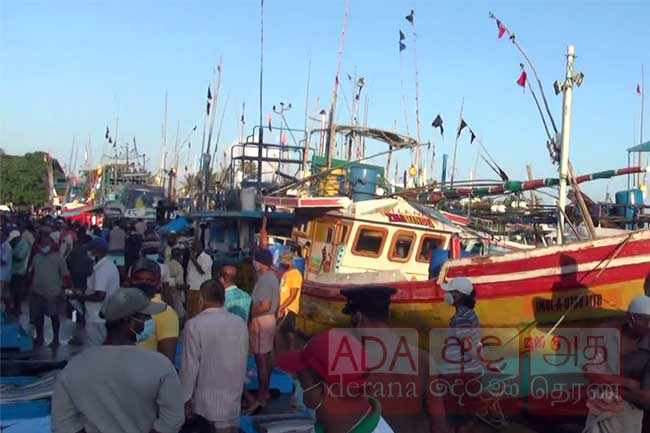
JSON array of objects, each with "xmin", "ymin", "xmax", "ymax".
[
  {"xmin": 387, "ymin": 229, "xmax": 417, "ymax": 263},
  {"xmin": 415, "ymin": 234, "xmax": 447, "ymax": 264},
  {"xmin": 336, "ymin": 223, "xmax": 351, "ymax": 244},
  {"xmin": 294, "ymin": 221, "xmax": 312, "ymax": 238},
  {"xmin": 351, "ymin": 224, "xmax": 389, "ymax": 258}
]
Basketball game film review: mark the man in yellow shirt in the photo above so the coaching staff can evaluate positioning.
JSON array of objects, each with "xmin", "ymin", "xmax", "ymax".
[
  {"xmin": 131, "ymin": 258, "xmax": 179, "ymax": 363},
  {"xmin": 276, "ymin": 252, "xmax": 302, "ymax": 351}
]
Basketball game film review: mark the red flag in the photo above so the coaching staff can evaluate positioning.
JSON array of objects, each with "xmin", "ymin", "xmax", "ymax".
[
  {"xmin": 637, "ymin": 84, "xmax": 642, "ymax": 95},
  {"xmin": 496, "ymin": 20, "xmax": 507, "ymax": 39},
  {"xmin": 517, "ymin": 70, "xmax": 527, "ymax": 88}
]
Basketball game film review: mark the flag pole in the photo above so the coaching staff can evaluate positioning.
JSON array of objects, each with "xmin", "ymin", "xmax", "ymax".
[
  {"xmin": 450, "ymin": 97, "xmax": 464, "ymax": 187},
  {"xmin": 411, "ymin": 14, "xmax": 422, "ymax": 184},
  {"xmin": 256, "ymin": 0, "xmax": 264, "ymax": 189},
  {"xmin": 325, "ymin": 0, "xmax": 349, "ymax": 170},
  {"xmin": 399, "ymin": 37, "xmax": 410, "ymax": 138},
  {"xmin": 639, "ymin": 64, "xmax": 645, "ymax": 189}
]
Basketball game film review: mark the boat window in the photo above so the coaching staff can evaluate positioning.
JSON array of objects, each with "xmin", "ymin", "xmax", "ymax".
[
  {"xmin": 416, "ymin": 235, "xmax": 445, "ymax": 263},
  {"xmin": 337, "ymin": 224, "xmax": 350, "ymax": 244},
  {"xmin": 351, "ymin": 226, "xmax": 388, "ymax": 258},
  {"xmin": 388, "ymin": 230, "xmax": 416, "ymax": 262},
  {"xmin": 326, "ymin": 227, "xmax": 334, "ymax": 243}
]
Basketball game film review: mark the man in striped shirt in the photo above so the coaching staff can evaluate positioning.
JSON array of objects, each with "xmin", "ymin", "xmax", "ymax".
[{"xmin": 180, "ymin": 279, "xmax": 248, "ymax": 433}]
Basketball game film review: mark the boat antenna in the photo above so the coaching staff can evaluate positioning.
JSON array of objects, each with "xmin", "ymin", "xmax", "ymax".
[{"xmin": 325, "ymin": 0, "xmax": 349, "ymax": 169}]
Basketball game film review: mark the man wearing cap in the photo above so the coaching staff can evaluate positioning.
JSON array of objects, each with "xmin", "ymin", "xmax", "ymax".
[
  {"xmin": 187, "ymin": 239, "xmax": 213, "ymax": 319},
  {"xmin": 132, "ymin": 257, "xmax": 179, "ymax": 362},
  {"xmin": 67, "ymin": 238, "xmax": 120, "ymax": 346},
  {"xmin": 52, "ymin": 288, "xmax": 185, "ymax": 433},
  {"xmin": 341, "ymin": 286, "xmax": 450, "ymax": 433},
  {"xmin": 277, "ymin": 329, "xmax": 395, "ymax": 433},
  {"xmin": 250, "ymin": 248, "xmax": 280, "ymax": 408},
  {"xmin": 28, "ymin": 234, "xmax": 70, "ymax": 347},
  {"xmin": 180, "ymin": 279, "xmax": 248, "ymax": 433},
  {"xmin": 277, "ymin": 251, "xmax": 302, "ymax": 351},
  {"xmin": 583, "ymin": 295, "xmax": 650, "ymax": 433}
]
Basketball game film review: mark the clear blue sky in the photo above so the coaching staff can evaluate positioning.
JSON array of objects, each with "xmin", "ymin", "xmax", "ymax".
[{"xmin": 1, "ymin": 0, "xmax": 648, "ymax": 199}]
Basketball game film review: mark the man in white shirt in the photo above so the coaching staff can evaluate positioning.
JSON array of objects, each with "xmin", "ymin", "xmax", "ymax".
[
  {"xmin": 186, "ymin": 239, "xmax": 212, "ymax": 319},
  {"xmin": 67, "ymin": 239, "xmax": 120, "ymax": 346},
  {"xmin": 181, "ymin": 279, "xmax": 248, "ymax": 432}
]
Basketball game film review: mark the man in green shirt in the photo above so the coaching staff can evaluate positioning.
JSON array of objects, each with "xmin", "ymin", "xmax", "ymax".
[{"xmin": 277, "ymin": 329, "xmax": 394, "ymax": 433}]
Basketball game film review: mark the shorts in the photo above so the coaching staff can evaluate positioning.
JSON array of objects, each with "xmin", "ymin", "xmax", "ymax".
[
  {"xmin": 29, "ymin": 293, "xmax": 63, "ymax": 321},
  {"xmin": 249, "ymin": 315, "xmax": 276, "ymax": 355},
  {"xmin": 278, "ymin": 311, "xmax": 297, "ymax": 334}
]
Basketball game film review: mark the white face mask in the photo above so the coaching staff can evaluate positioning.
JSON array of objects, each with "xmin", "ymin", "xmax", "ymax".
[{"xmin": 444, "ymin": 292, "xmax": 455, "ymax": 306}]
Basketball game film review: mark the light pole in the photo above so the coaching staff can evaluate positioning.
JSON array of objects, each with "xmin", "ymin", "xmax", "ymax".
[{"xmin": 555, "ymin": 45, "xmax": 584, "ymax": 244}]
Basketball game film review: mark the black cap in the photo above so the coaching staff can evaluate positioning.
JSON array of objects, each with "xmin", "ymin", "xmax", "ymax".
[{"xmin": 340, "ymin": 286, "xmax": 397, "ymax": 316}]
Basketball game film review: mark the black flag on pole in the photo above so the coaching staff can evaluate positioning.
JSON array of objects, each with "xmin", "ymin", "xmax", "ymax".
[
  {"xmin": 207, "ymin": 86, "xmax": 212, "ymax": 115},
  {"xmin": 457, "ymin": 119, "xmax": 467, "ymax": 138},
  {"xmin": 432, "ymin": 114, "xmax": 444, "ymax": 136},
  {"xmin": 105, "ymin": 127, "xmax": 109, "ymax": 139},
  {"xmin": 470, "ymin": 130, "xmax": 476, "ymax": 144},
  {"xmin": 405, "ymin": 9, "xmax": 414, "ymax": 24},
  {"xmin": 399, "ymin": 41, "xmax": 406, "ymax": 52},
  {"xmin": 399, "ymin": 30, "xmax": 405, "ymax": 40}
]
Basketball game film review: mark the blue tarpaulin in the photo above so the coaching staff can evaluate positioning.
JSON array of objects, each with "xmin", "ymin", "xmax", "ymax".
[{"xmin": 159, "ymin": 218, "xmax": 191, "ymax": 234}]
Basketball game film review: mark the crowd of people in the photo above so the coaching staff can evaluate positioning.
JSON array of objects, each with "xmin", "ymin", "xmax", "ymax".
[{"xmin": 3, "ymin": 212, "xmax": 650, "ymax": 433}]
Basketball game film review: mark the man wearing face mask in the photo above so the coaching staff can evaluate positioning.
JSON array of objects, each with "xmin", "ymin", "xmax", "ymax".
[
  {"xmin": 51, "ymin": 287, "xmax": 184, "ymax": 433},
  {"xmin": 440, "ymin": 277, "xmax": 484, "ymax": 432},
  {"xmin": 67, "ymin": 239, "xmax": 120, "ymax": 347},
  {"xmin": 277, "ymin": 329, "xmax": 394, "ymax": 433},
  {"xmin": 132, "ymin": 257, "xmax": 179, "ymax": 362}
]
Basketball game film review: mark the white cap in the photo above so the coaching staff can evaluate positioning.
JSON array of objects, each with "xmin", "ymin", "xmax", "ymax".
[
  {"xmin": 7, "ymin": 230, "xmax": 20, "ymax": 242},
  {"xmin": 628, "ymin": 296, "xmax": 650, "ymax": 315},
  {"xmin": 441, "ymin": 277, "xmax": 474, "ymax": 295}
]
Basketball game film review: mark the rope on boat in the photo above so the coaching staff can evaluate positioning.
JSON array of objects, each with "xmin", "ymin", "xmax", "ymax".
[
  {"xmin": 505, "ymin": 232, "xmax": 635, "ymax": 347},
  {"xmin": 545, "ymin": 232, "xmax": 634, "ymax": 338}
]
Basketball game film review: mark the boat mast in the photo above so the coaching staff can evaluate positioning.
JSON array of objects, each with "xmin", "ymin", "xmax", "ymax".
[
  {"xmin": 325, "ymin": 0, "xmax": 349, "ymax": 169},
  {"xmin": 556, "ymin": 45, "xmax": 576, "ymax": 245},
  {"xmin": 256, "ymin": 0, "xmax": 264, "ymax": 189},
  {"xmin": 639, "ymin": 64, "xmax": 645, "ymax": 189},
  {"xmin": 450, "ymin": 97, "xmax": 464, "ymax": 187}
]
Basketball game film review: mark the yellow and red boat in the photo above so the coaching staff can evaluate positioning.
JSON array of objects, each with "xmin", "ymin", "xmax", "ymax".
[{"xmin": 258, "ymin": 195, "xmax": 650, "ymax": 340}]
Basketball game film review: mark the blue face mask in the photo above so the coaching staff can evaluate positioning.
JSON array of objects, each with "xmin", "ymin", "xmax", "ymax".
[
  {"xmin": 41, "ymin": 245, "xmax": 51, "ymax": 254},
  {"xmin": 132, "ymin": 318, "xmax": 154, "ymax": 342}
]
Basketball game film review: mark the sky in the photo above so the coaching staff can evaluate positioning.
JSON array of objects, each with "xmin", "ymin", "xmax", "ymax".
[{"xmin": 1, "ymin": 0, "xmax": 649, "ymax": 200}]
